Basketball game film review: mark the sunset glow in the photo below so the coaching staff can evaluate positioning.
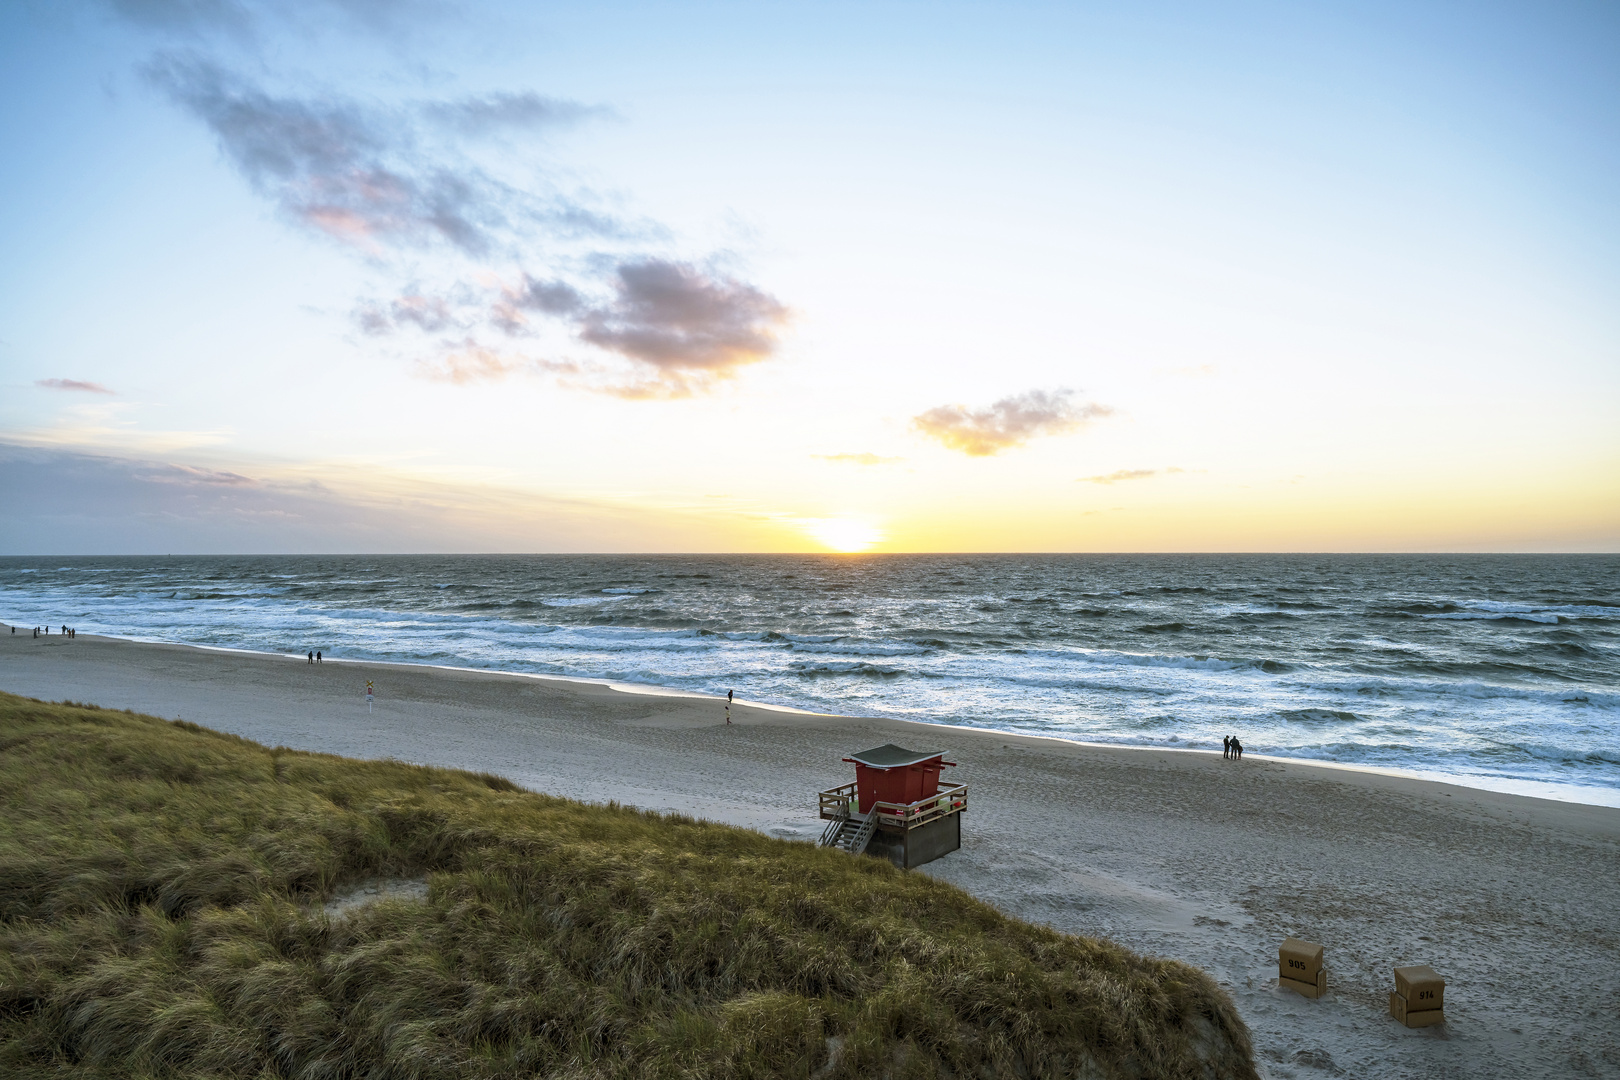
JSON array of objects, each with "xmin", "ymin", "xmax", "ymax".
[
  {"xmin": 0, "ymin": 2, "xmax": 1615, "ymax": 553},
  {"xmin": 805, "ymin": 518, "xmax": 883, "ymax": 554}
]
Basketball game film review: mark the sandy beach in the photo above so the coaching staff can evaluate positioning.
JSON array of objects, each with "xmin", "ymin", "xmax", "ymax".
[{"xmin": 4, "ymin": 630, "xmax": 1617, "ymax": 1080}]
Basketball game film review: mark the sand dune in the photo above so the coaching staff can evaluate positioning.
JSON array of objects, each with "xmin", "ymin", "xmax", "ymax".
[{"xmin": 4, "ymin": 630, "xmax": 1617, "ymax": 1080}]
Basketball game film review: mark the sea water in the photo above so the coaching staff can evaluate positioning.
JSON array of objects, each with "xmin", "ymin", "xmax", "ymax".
[{"xmin": 2, "ymin": 554, "xmax": 1616, "ymax": 805}]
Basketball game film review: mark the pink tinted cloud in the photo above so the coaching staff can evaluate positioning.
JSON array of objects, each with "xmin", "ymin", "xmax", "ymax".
[{"xmin": 37, "ymin": 379, "xmax": 115, "ymax": 394}]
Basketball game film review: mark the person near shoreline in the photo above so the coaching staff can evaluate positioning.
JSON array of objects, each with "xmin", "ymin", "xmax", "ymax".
[
  {"xmin": 1222, "ymin": 735, "xmax": 1231, "ymax": 759},
  {"xmin": 1233, "ymin": 738, "xmax": 1243, "ymax": 761},
  {"xmin": 307, "ymin": 651, "xmax": 314, "ymax": 664},
  {"xmin": 316, "ymin": 651, "xmax": 322, "ymax": 664}
]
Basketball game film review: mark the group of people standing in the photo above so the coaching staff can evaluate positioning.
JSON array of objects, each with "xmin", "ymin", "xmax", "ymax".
[
  {"xmin": 306, "ymin": 650, "xmax": 323, "ymax": 663},
  {"xmin": 18, "ymin": 625, "xmax": 77, "ymax": 638},
  {"xmin": 1222, "ymin": 734, "xmax": 1244, "ymax": 760}
]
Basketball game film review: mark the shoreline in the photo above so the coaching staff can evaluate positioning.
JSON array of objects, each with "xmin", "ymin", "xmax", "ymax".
[
  {"xmin": 4, "ymin": 629, "xmax": 1619, "ymax": 1079},
  {"xmin": 12, "ymin": 625, "xmax": 1618, "ymax": 810}
]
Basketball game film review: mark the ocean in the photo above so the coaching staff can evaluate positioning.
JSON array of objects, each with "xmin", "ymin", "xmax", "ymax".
[{"xmin": 2, "ymin": 554, "xmax": 1616, "ymax": 805}]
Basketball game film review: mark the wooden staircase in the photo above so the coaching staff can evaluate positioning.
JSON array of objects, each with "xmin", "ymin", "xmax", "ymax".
[{"xmin": 819, "ymin": 809, "xmax": 877, "ymax": 856}]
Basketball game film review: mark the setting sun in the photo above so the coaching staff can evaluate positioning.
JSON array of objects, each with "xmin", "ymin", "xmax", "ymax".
[{"xmin": 805, "ymin": 517, "xmax": 882, "ymax": 553}]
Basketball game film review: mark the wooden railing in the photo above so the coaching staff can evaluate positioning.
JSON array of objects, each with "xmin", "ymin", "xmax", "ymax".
[
  {"xmin": 817, "ymin": 781, "xmax": 967, "ymax": 831},
  {"xmin": 818, "ymin": 782, "xmax": 857, "ymax": 822}
]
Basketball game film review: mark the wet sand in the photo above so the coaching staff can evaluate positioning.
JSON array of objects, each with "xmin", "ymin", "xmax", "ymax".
[{"xmin": 4, "ymin": 630, "xmax": 1617, "ymax": 1080}]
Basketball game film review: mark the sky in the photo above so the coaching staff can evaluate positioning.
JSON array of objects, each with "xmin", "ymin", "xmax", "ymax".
[{"xmin": 1, "ymin": 0, "xmax": 1617, "ymax": 554}]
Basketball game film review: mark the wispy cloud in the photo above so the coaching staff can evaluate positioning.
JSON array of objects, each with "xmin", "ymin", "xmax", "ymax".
[
  {"xmin": 1078, "ymin": 467, "xmax": 1185, "ymax": 484},
  {"xmin": 147, "ymin": 56, "xmax": 593, "ymax": 255},
  {"xmin": 356, "ymin": 291, "xmax": 462, "ymax": 335},
  {"xmin": 414, "ymin": 341, "xmax": 526, "ymax": 384},
  {"xmin": 913, "ymin": 389, "xmax": 1112, "ymax": 456},
  {"xmin": 814, "ymin": 452, "xmax": 903, "ymax": 466},
  {"xmin": 0, "ymin": 442, "xmax": 795, "ymax": 554},
  {"xmin": 36, "ymin": 379, "xmax": 115, "ymax": 394},
  {"xmin": 152, "ymin": 463, "xmax": 257, "ymax": 486},
  {"xmin": 423, "ymin": 92, "xmax": 611, "ymax": 136},
  {"xmin": 141, "ymin": 54, "xmax": 788, "ymax": 398}
]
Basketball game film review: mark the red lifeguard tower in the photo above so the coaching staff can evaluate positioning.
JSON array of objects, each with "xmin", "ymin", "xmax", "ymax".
[{"xmin": 818, "ymin": 744, "xmax": 967, "ymax": 868}]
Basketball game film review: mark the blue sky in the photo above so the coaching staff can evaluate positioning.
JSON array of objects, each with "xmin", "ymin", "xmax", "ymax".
[{"xmin": 2, "ymin": 0, "xmax": 1617, "ymax": 552}]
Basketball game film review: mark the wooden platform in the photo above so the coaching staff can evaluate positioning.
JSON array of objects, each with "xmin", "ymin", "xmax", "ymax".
[{"xmin": 817, "ymin": 780, "xmax": 967, "ymax": 868}]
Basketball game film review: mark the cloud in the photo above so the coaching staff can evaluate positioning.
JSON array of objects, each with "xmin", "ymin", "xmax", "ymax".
[
  {"xmin": 356, "ymin": 291, "xmax": 460, "ymax": 335},
  {"xmin": 0, "ymin": 442, "xmax": 774, "ymax": 555},
  {"xmin": 423, "ymin": 93, "xmax": 610, "ymax": 136},
  {"xmin": 814, "ymin": 453, "xmax": 903, "ymax": 466},
  {"xmin": 578, "ymin": 260, "xmax": 788, "ymax": 378},
  {"xmin": 150, "ymin": 58, "xmax": 491, "ymax": 253},
  {"xmin": 490, "ymin": 275, "xmax": 587, "ymax": 333},
  {"xmin": 912, "ymin": 389, "xmax": 1113, "ymax": 456},
  {"xmin": 1078, "ymin": 467, "xmax": 1185, "ymax": 484},
  {"xmin": 152, "ymin": 463, "xmax": 257, "ymax": 485},
  {"xmin": 140, "ymin": 52, "xmax": 788, "ymax": 399},
  {"xmin": 37, "ymin": 379, "xmax": 115, "ymax": 394},
  {"xmin": 414, "ymin": 341, "xmax": 527, "ymax": 384},
  {"xmin": 367, "ymin": 260, "xmax": 789, "ymax": 395},
  {"xmin": 147, "ymin": 58, "xmax": 616, "ymax": 257}
]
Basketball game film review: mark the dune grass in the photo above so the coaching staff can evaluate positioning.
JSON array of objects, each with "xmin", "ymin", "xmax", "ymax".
[{"xmin": 0, "ymin": 692, "xmax": 1256, "ymax": 1079}]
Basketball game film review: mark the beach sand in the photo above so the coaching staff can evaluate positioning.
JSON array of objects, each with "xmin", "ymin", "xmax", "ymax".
[{"xmin": 4, "ymin": 631, "xmax": 1617, "ymax": 1079}]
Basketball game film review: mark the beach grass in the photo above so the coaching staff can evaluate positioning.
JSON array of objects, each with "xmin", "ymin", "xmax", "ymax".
[{"xmin": 0, "ymin": 691, "xmax": 1256, "ymax": 1079}]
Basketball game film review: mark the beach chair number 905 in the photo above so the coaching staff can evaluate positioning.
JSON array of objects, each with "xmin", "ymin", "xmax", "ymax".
[{"xmin": 1287, "ymin": 959, "xmax": 1308, "ymax": 970}]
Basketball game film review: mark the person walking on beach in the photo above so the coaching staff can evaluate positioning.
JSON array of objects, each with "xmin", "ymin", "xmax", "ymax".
[
  {"xmin": 308, "ymin": 650, "xmax": 314, "ymax": 664},
  {"xmin": 1232, "ymin": 737, "xmax": 1243, "ymax": 761},
  {"xmin": 1222, "ymin": 735, "xmax": 1231, "ymax": 760},
  {"xmin": 316, "ymin": 650, "xmax": 322, "ymax": 664}
]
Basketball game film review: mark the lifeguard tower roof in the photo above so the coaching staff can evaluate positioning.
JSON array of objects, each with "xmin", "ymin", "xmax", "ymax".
[{"xmin": 845, "ymin": 744, "xmax": 943, "ymax": 769}]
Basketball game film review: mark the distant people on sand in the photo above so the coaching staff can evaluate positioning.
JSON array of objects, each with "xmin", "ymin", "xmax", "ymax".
[
  {"xmin": 1232, "ymin": 737, "xmax": 1243, "ymax": 760},
  {"xmin": 1223, "ymin": 735, "xmax": 1231, "ymax": 759},
  {"xmin": 316, "ymin": 651, "xmax": 322, "ymax": 664},
  {"xmin": 1222, "ymin": 735, "xmax": 1244, "ymax": 760},
  {"xmin": 308, "ymin": 651, "xmax": 314, "ymax": 664}
]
